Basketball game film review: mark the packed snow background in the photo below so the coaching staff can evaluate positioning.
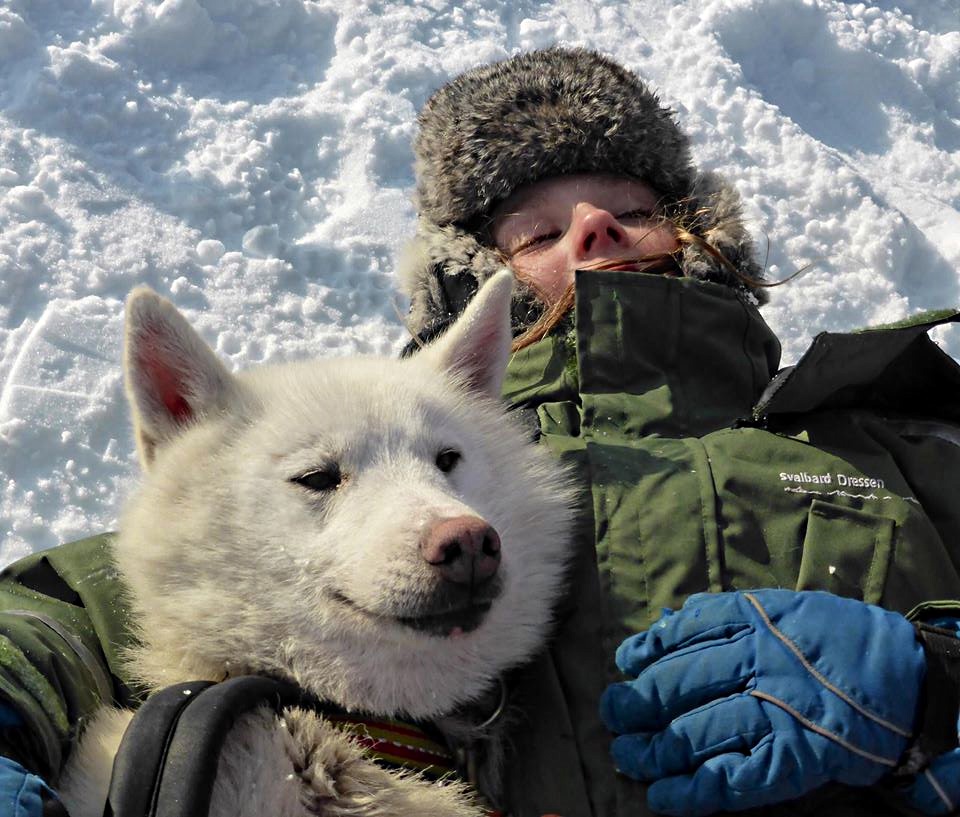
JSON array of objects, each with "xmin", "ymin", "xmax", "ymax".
[{"xmin": 0, "ymin": 0, "xmax": 958, "ymax": 564}]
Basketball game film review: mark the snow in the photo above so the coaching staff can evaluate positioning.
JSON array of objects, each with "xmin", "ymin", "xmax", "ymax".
[{"xmin": 0, "ymin": 0, "xmax": 958, "ymax": 564}]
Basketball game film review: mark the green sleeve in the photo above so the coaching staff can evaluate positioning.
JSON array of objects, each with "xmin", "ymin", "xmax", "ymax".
[{"xmin": 0, "ymin": 534, "xmax": 141, "ymax": 784}]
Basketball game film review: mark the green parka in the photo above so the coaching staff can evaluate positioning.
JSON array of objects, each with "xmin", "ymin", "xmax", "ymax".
[
  {"xmin": 1, "ymin": 271, "xmax": 959, "ymax": 816},
  {"xmin": 499, "ymin": 272, "xmax": 960, "ymax": 817}
]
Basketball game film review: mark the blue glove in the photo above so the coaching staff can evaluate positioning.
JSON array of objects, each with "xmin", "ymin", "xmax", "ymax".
[
  {"xmin": 600, "ymin": 590, "xmax": 925, "ymax": 816},
  {"xmin": 0, "ymin": 756, "xmax": 60, "ymax": 817},
  {"xmin": 904, "ymin": 747, "xmax": 960, "ymax": 814},
  {"xmin": 0, "ymin": 704, "xmax": 63, "ymax": 816}
]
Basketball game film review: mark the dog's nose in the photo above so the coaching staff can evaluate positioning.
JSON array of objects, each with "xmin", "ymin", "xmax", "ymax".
[{"xmin": 421, "ymin": 515, "xmax": 501, "ymax": 586}]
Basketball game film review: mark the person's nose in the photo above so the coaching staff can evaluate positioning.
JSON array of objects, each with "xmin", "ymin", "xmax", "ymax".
[{"xmin": 569, "ymin": 203, "xmax": 630, "ymax": 260}]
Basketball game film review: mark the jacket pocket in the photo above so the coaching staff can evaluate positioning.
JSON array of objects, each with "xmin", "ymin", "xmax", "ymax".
[{"xmin": 795, "ymin": 500, "xmax": 894, "ymax": 605}]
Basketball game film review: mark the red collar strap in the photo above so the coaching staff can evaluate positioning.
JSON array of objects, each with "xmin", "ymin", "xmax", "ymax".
[
  {"xmin": 325, "ymin": 711, "xmax": 456, "ymax": 777},
  {"xmin": 325, "ymin": 712, "xmax": 505, "ymax": 817}
]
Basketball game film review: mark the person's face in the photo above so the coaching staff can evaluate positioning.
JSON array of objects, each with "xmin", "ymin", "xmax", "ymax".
[{"xmin": 491, "ymin": 173, "xmax": 679, "ymax": 304}]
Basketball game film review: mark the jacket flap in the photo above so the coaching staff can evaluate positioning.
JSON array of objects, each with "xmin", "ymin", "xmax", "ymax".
[{"xmin": 755, "ymin": 309, "xmax": 960, "ymax": 422}]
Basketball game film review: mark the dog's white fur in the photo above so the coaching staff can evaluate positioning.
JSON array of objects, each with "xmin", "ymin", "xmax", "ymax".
[{"xmin": 59, "ymin": 271, "xmax": 574, "ymax": 817}]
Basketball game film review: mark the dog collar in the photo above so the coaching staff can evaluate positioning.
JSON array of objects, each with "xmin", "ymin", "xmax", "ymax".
[
  {"xmin": 325, "ymin": 711, "xmax": 505, "ymax": 817},
  {"xmin": 324, "ymin": 711, "xmax": 456, "ymax": 776}
]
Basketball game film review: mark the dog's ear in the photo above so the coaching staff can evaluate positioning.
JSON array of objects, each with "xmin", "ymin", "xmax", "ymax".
[
  {"xmin": 417, "ymin": 269, "xmax": 513, "ymax": 399},
  {"xmin": 124, "ymin": 287, "xmax": 238, "ymax": 469}
]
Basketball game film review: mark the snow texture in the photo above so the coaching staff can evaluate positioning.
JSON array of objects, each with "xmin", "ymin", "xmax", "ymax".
[{"xmin": 0, "ymin": 0, "xmax": 958, "ymax": 563}]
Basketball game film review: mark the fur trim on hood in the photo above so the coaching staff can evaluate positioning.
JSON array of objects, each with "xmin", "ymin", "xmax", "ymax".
[{"xmin": 400, "ymin": 47, "xmax": 766, "ymax": 339}]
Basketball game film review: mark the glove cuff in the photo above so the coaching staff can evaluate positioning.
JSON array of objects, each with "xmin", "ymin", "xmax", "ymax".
[{"xmin": 900, "ymin": 622, "xmax": 960, "ymax": 771}]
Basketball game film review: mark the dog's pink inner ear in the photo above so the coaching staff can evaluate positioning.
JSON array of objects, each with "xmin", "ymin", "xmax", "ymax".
[
  {"xmin": 450, "ymin": 340, "xmax": 498, "ymax": 394},
  {"xmin": 440, "ymin": 293, "xmax": 511, "ymax": 398},
  {"xmin": 137, "ymin": 338, "xmax": 193, "ymax": 423}
]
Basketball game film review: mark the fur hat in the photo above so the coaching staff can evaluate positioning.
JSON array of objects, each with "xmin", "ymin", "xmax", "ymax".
[{"xmin": 400, "ymin": 47, "xmax": 766, "ymax": 340}]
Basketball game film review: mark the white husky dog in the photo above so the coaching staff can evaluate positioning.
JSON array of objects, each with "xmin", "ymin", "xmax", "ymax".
[{"xmin": 58, "ymin": 271, "xmax": 574, "ymax": 817}]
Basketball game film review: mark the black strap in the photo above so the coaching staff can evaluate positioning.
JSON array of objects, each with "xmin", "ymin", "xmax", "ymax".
[
  {"xmin": 104, "ymin": 680, "xmax": 213, "ymax": 817},
  {"xmin": 104, "ymin": 676, "xmax": 308, "ymax": 817},
  {"xmin": 915, "ymin": 622, "xmax": 960, "ymax": 759}
]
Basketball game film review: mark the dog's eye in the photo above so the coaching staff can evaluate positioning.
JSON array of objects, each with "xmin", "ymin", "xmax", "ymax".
[
  {"xmin": 435, "ymin": 449, "xmax": 461, "ymax": 473},
  {"xmin": 291, "ymin": 466, "xmax": 342, "ymax": 492}
]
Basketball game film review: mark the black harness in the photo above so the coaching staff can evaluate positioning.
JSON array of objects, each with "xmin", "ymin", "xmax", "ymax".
[
  {"xmin": 103, "ymin": 674, "xmax": 506, "ymax": 817},
  {"xmin": 103, "ymin": 675, "xmax": 310, "ymax": 817}
]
